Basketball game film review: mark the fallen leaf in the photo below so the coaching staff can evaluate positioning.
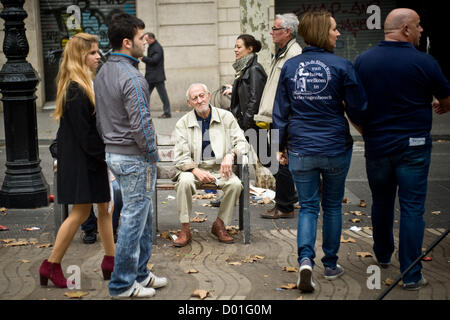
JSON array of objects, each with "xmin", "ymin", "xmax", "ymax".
[
  {"xmin": 242, "ymin": 255, "xmax": 265, "ymax": 263},
  {"xmin": 147, "ymin": 263, "xmax": 154, "ymax": 271},
  {"xmin": 383, "ymin": 278, "xmax": 394, "ymax": 286},
  {"xmin": 362, "ymin": 226, "xmax": 372, "ymax": 230},
  {"xmin": 350, "ymin": 218, "xmax": 361, "ymax": 223},
  {"xmin": 342, "ymin": 197, "xmax": 350, "ymax": 203},
  {"xmin": 191, "ymin": 289, "xmax": 212, "ymax": 299},
  {"xmin": 185, "ymin": 268, "xmax": 199, "ymax": 274},
  {"xmin": 3, "ymin": 240, "xmax": 30, "ymax": 247},
  {"xmin": 280, "ymin": 283, "xmax": 297, "ymax": 290},
  {"xmin": 356, "ymin": 251, "xmax": 373, "ymax": 258},
  {"xmin": 226, "ymin": 225, "xmax": 239, "ymax": 235},
  {"xmin": 0, "ymin": 207, "xmax": 6, "ymax": 212},
  {"xmin": 296, "ymin": 296, "xmax": 303, "ymax": 300},
  {"xmin": 190, "ymin": 215, "xmax": 207, "ymax": 223},
  {"xmin": 192, "ymin": 194, "xmax": 216, "ymax": 200},
  {"xmin": 64, "ymin": 291, "xmax": 89, "ymax": 299},
  {"xmin": 359, "ymin": 200, "xmax": 367, "ymax": 207},
  {"xmin": 340, "ymin": 236, "xmax": 356, "ymax": 243},
  {"xmin": 19, "ymin": 259, "xmax": 31, "ymax": 263},
  {"xmin": 194, "ymin": 211, "xmax": 206, "ymax": 215},
  {"xmin": 1, "ymin": 239, "xmax": 14, "ymax": 243},
  {"xmin": 227, "ymin": 261, "xmax": 242, "ymax": 266},
  {"xmin": 35, "ymin": 243, "xmax": 53, "ymax": 248},
  {"xmin": 431, "ymin": 211, "xmax": 441, "ymax": 215},
  {"xmin": 283, "ymin": 266, "xmax": 298, "ymax": 272}
]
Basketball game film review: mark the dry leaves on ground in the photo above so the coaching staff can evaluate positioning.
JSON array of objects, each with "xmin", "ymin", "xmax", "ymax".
[
  {"xmin": 242, "ymin": 255, "xmax": 265, "ymax": 263},
  {"xmin": 340, "ymin": 236, "xmax": 356, "ymax": 243},
  {"xmin": 191, "ymin": 289, "xmax": 212, "ymax": 299},
  {"xmin": 342, "ymin": 198, "xmax": 350, "ymax": 203},
  {"xmin": 192, "ymin": 194, "xmax": 216, "ymax": 200},
  {"xmin": 227, "ymin": 261, "xmax": 242, "ymax": 266},
  {"xmin": 185, "ymin": 268, "xmax": 199, "ymax": 274},
  {"xmin": 356, "ymin": 251, "xmax": 373, "ymax": 258},
  {"xmin": 64, "ymin": 291, "xmax": 89, "ymax": 299},
  {"xmin": 360, "ymin": 200, "xmax": 367, "ymax": 207},
  {"xmin": 226, "ymin": 225, "xmax": 239, "ymax": 235},
  {"xmin": 345, "ymin": 211, "xmax": 363, "ymax": 216},
  {"xmin": 431, "ymin": 211, "xmax": 441, "ymax": 215},
  {"xmin": 19, "ymin": 259, "xmax": 31, "ymax": 263},
  {"xmin": 283, "ymin": 266, "xmax": 298, "ymax": 273},
  {"xmin": 279, "ymin": 283, "xmax": 297, "ymax": 290},
  {"xmin": 383, "ymin": 278, "xmax": 394, "ymax": 286},
  {"xmin": 35, "ymin": 243, "xmax": 52, "ymax": 248},
  {"xmin": 350, "ymin": 218, "xmax": 361, "ymax": 223}
]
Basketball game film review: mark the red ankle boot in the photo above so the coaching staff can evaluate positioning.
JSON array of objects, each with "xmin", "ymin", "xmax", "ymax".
[
  {"xmin": 101, "ymin": 255, "xmax": 114, "ymax": 280},
  {"xmin": 39, "ymin": 259, "xmax": 68, "ymax": 288}
]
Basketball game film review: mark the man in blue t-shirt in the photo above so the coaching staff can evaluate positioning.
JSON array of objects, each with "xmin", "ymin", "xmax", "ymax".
[{"xmin": 355, "ymin": 8, "xmax": 450, "ymax": 291}]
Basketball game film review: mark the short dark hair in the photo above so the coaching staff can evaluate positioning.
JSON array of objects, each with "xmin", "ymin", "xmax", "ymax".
[
  {"xmin": 237, "ymin": 34, "xmax": 262, "ymax": 53},
  {"xmin": 108, "ymin": 12, "xmax": 145, "ymax": 50},
  {"xmin": 145, "ymin": 32, "xmax": 155, "ymax": 39}
]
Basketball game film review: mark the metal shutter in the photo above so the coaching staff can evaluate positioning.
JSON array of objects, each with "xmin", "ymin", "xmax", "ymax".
[
  {"xmin": 39, "ymin": 1, "xmax": 136, "ymax": 101},
  {"xmin": 275, "ymin": 0, "xmax": 396, "ymax": 62}
]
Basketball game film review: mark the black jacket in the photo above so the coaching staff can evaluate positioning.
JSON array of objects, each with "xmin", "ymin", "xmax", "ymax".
[
  {"xmin": 142, "ymin": 40, "xmax": 166, "ymax": 83},
  {"xmin": 230, "ymin": 55, "xmax": 267, "ymax": 130},
  {"xmin": 56, "ymin": 82, "xmax": 110, "ymax": 204}
]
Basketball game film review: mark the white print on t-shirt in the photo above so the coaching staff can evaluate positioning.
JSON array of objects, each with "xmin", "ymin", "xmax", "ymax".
[
  {"xmin": 409, "ymin": 137, "xmax": 426, "ymax": 146},
  {"xmin": 292, "ymin": 60, "xmax": 332, "ymax": 101}
]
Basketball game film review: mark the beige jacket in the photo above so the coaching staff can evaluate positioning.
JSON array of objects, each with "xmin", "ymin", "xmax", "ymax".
[
  {"xmin": 173, "ymin": 106, "xmax": 248, "ymax": 179},
  {"xmin": 254, "ymin": 39, "xmax": 302, "ymax": 124}
]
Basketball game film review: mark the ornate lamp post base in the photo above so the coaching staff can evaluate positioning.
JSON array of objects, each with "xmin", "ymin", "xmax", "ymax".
[{"xmin": 0, "ymin": 0, "xmax": 49, "ymax": 208}]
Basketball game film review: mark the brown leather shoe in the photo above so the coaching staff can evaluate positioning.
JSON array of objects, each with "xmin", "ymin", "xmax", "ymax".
[
  {"xmin": 260, "ymin": 207, "xmax": 294, "ymax": 219},
  {"xmin": 173, "ymin": 223, "xmax": 191, "ymax": 247},
  {"xmin": 211, "ymin": 218, "xmax": 234, "ymax": 243}
]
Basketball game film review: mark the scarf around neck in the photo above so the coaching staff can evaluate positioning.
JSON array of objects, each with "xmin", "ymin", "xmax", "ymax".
[{"xmin": 232, "ymin": 53, "xmax": 255, "ymax": 80}]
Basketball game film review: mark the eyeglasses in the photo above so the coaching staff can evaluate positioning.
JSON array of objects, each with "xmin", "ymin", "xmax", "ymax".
[{"xmin": 271, "ymin": 26, "xmax": 285, "ymax": 31}]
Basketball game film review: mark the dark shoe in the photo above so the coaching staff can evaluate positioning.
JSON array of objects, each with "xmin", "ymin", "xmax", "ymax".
[
  {"xmin": 210, "ymin": 195, "xmax": 223, "ymax": 207},
  {"xmin": 82, "ymin": 230, "xmax": 97, "ymax": 244},
  {"xmin": 101, "ymin": 255, "xmax": 114, "ymax": 280},
  {"xmin": 297, "ymin": 258, "xmax": 315, "ymax": 293},
  {"xmin": 173, "ymin": 223, "xmax": 192, "ymax": 247},
  {"xmin": 402, "ymin": 276, "xmax": 428, "ymax": 291},
  {"xmin": 39, "ymin": 259, "xmax": 71, "ymax": 288},
  {"xmin": 324, "ymin": 264, "xmax": 345, "ymax": 280},
  {"xmin": 158, "ymin": 113, "xmax": 171, "ymax": 118},
  {"xmin": 211, "ymin": 218, "xmax": 234, "ymax": 243},
  {"xmin": 260, "ymin": 207, "xmax": 294, "ymax": 219}
]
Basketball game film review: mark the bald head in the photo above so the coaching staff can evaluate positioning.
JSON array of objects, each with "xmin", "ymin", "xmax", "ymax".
[{"xmin": 384, "ymin": 8, "xmax": 422, "ymax": 46}]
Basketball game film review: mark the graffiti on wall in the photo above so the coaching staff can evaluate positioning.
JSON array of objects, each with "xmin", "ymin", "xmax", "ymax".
[
  {"xmin": 289, "ymin": 0, "xmax": 393, "ymax": 62},
  {"xmin": 40, "ymin": 0, "xmax": 136, "ymax": 99}
]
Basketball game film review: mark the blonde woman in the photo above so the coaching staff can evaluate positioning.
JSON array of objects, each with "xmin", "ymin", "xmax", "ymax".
[{"xmin": 39, "ymin": 33, "xmax": 115, "ymax": 288}]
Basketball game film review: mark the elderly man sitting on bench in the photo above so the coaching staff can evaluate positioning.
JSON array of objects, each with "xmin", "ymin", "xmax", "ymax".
[{"xmin": 172, "ymin": 83, "xmax": 248, "ymax": 247}]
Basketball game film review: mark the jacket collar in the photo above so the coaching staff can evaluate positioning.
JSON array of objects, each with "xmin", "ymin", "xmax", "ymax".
[
  {"xmin": 276, "ymin": 38, "xmax": 298, "ymax": 59},
  {"xmin": 186, "ymin": 105, "xmax": 221, "ymax": 128},
  {"xmin": 109, "ymin": 52, "xmax": 140, "ymax": 67}
]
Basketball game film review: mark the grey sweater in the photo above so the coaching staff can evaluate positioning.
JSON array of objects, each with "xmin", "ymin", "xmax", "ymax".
[{"xmin": 94, "ymin": 53, "xmax": 159, "ymax": 162}]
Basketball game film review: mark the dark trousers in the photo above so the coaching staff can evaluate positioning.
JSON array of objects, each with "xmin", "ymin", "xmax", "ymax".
[
  {"xmin": 275, "ymin": 163, "xmax": 298, "ymax": 213},
  {"xmin": 149, "ymin": 81, "xmax": 171, "ymax": 115},
  {"xmin": 81, "ymin": 180, "xmax": 122, "ymax": 235}
]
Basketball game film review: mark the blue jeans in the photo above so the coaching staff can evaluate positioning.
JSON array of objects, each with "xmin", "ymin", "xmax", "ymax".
[
  {"xmin": 106, "ymin": 153, "xmax": 157, "ymax": 295},
  {"xmin": 289, "ymin": 149, "xmax": 352, "ymax": 269},
  {"xmin": 366, "ymin": 145, "xmax": 431, "ymax": 284}
]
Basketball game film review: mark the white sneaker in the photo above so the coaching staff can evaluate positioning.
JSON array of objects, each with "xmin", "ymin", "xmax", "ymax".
[
  {"xmin": 297, "ymin": 258, "xmax": 316, "ymax": 293},
  {"xmin": 111, "ymin": 281, "xmax": 156, "ymax": 299},
  {"xmin": 139, "ymin": 271, "xmax": 168, "ymax": 289}
]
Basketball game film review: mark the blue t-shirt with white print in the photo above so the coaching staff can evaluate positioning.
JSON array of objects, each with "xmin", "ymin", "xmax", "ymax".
[{"xmin": 354, "ymin": 41, "xmax": 450, "ymax": 158}]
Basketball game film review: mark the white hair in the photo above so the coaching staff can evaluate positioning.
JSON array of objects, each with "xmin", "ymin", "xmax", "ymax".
[
  {"xmin": 186, "ymin": 83, "xmax": 209, "ymax": 100},
  {"xmin": 276, "ymin": 13, "xmax": 299, "ymax": 37}
]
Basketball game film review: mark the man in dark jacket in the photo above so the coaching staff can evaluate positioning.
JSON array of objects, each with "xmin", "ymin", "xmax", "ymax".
[{"xmin": 142, "ymin": 32, "xmax": 171, "ymax": 118}]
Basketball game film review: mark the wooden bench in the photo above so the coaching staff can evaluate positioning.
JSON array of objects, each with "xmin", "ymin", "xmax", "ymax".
[
  {"xmin": 52, "ymin": 133, "xmax": 251, "ymax": 244},
  {"xmin": 152, "ymin": 133, "xmax": 250, "ymax": 244}
]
